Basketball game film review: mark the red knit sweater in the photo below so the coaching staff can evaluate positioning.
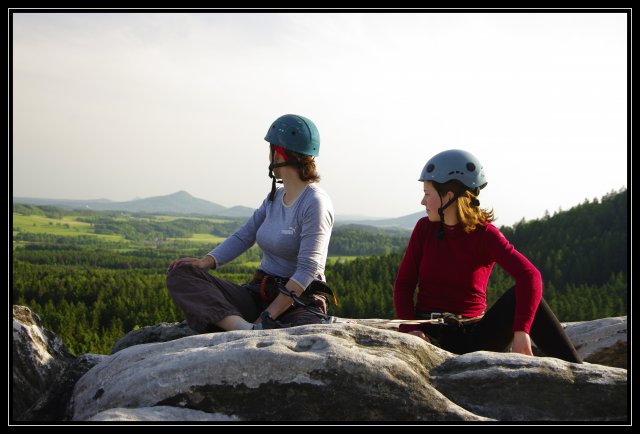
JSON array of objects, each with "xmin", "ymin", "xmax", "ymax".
[{"xmin": 393, "ymin": 217, "xmax": 542, "ymax": 334}]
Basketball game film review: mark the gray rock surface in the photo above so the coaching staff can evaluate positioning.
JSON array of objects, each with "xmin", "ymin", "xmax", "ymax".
[
  {"xmin": 72, "ymin": 324, "xmax": 483, "ymax": 422},
  {"xmin": 87, "ymin": 406, "xmax": 241, "ymax": 422},
  {"xmin": 111, "ymin": 321, "xmax": 198, "ymax": 354},
  {"xmin": 13, "ymin": 304, "xmax": 628, "ymax": 423},
  {"xmin": 12, "ymin": 305, "xmax": 73, "ymax": 420},
  {"xmin": 563, "ymin": 317, "xmax": 627, "ymax": 368},
  {"xmin": 23, "ymin": 354, "xmax": 108, "ymax": 421},
  {"xmin": 430, "ymin": 351, "xmax": 627, "ymax": 421}
]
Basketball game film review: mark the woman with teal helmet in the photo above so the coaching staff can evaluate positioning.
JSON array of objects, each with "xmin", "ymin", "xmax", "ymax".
[
  {"xmin": 264, "ymin": 114, "xmax": 321, "ymax": 201},
  {"xmin": 394, "ymin": 149, "xmax": 581, "ymax": 363},
  {"xmin": 166, "ymin": 114, "xmax": 335, "ymax": 331}
]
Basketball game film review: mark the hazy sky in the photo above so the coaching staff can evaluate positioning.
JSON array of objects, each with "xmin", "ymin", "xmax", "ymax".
[{"xmin": 12, "ymin": 12, "xmax": 628, "ymax": 226}]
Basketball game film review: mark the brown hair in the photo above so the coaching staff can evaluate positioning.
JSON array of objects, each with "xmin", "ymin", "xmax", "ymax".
[
  {"xmin": 433, "ymin": 180, "xmax": 495, "ymax": 233},
  {"xmin": 284, "ymin": 149, "xmax": 321, "ymax": 183}
]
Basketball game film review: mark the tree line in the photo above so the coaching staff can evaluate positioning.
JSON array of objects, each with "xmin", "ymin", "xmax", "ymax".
[{"xmin": 329, "ymin": 225, "xmax": 409, "ymax": 256}]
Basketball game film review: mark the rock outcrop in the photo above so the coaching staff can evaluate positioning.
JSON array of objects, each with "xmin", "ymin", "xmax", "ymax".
[
  {"xmin": 87, "ymin": 406, "xmax": 241, "ymax": 422},
  {"xmin": 73, "ymin": 324, "xmax": 481, "ymax": 422},
  {"xmin": 12, "ymin": 305, "xmax": 73, "ymax": 420},
  {"xmin": 562, "ymin": 317, "xmax": 627, "ymax": 369},
  {"xmin": 22, "ymin": 354, "xmax": 108, "ymax": 421},
  {"xmin": 111, "ymin": 321, "xmax": 198, "ymax": 354},
  {"xmin": 112, "ymin": 317, "xmax": 629, "ymax": 370},
  {"xmin": 430, "ymin": 351, "xmax": 626, "ymax": 421},
  {"xmin": 12, "ymin": 306, "xmax": 628, "ymax": 422}
]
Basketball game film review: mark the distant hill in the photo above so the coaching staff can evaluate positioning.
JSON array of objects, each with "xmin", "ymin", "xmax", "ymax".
[
  {"xmin": 13, "ymin": 191, "xmax": 255, "ymax": 218},
  {"xmin": 336, "ymin": 211, "xmax": 425, "ymax": 230},
  {"xmin": 13, "ymin": 192, "xmax": 421, "ymax": 226}
]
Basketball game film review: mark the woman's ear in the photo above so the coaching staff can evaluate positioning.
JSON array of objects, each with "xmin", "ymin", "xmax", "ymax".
[{"xmin": 444, "ymin": 190, "xmax": 455, "ymax": 203}]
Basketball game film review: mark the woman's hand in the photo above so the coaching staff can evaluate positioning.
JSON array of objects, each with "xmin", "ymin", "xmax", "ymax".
[
  {"xmin": 511, "ymin": 331, "xmax": 534, "ymax": 356},
  {"xmin": 263, "ymin": 280, "xmax": 303, "ymax": 320},
  {"xmin": 166, "ymin": 256, "xmax": 216, "ymax": 273},
  {"xmin": 407, "ymin": 330, "xmax": 431, "ymax": 343}
]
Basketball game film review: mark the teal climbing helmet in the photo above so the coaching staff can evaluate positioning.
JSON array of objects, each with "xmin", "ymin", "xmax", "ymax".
[
  {"xmin": 419, "ymin": 149, "xmax": 487, "ymax": 194},
  {"xmin": 264, "ymin": 114, "xmax": 320, "ymax": 157}
]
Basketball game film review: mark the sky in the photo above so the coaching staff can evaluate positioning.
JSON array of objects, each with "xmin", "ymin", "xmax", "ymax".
[{"xmin": 12, "ymin": 11, "xmax": 628, "ymax": 227}]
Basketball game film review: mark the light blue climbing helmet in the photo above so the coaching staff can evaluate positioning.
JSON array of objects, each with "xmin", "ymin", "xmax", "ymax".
[
  {"xmin": 419, "ymin": 149, "xmax": 487, "ymax": 239},
  {"xmin": 419, "ymin": 149, "xmax": 487, "ymax": 195}
]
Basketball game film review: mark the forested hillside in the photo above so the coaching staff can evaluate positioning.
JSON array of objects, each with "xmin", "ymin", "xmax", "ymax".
[
  {"xmin": 329, "ymin": 224, "xmax": 409, "ymax": 255},
  {"xmin": 498, "ymin": 188, "xmax": 627, "ymax": 320},
  {"xmin": 12, "ymin": 189, "xmax": 627, "ymax": 355}
]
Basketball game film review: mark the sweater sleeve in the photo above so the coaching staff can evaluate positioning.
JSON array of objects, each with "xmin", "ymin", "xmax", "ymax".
[
  {"xmin": 207, "ymin": 196, "xmax": 268, "ymax": 267},
  {"xmin": 484, "ymin": 225, "xmax": 543, "ymax": 334},
  {"xmin": 288, "ymin": 192, "xmax": 334, "ymax": 289},
  {"xmin": 394, "ymin": 219, "xmax": 425, "ymax": 332}
]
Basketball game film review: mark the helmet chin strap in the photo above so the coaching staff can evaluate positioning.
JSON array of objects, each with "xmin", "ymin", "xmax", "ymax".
[
  {"xmin": 267, "ymin": 146, "xmax": 303, "ymax": 201},
  {"xmin": 436, "ymin": 193, "xmax": 461, "ymax": 239}
]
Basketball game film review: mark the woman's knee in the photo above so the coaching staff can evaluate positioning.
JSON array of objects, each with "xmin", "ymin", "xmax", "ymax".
[
  {"xmin": 166, "ymin": 265, "xmax": 197, "ymax": 289},
  {"xmin": 488, "ymin": 286, "xmax": 517, "ymax": 312}
]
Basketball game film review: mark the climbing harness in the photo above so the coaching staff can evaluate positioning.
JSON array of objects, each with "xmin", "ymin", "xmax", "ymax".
[
  {"xmin": 275, "ymin": 282, "xmax": 334, "ymax": 323},
  {"xmin": 391, "ymin": 312, "xmax": 485, "ymax": 326},
  {"xmin": 250, "ymin": 269, "xmax": 339, "ymax": 325},
  {"xmin": 252, "ymin": 270, "xmax": 339, "ymax": 306}
]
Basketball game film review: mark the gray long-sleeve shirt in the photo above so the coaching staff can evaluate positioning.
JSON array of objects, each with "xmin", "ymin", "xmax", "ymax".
[{"xmin": 208, "ymin": 184, "xmax": 334, "ymax": 289}]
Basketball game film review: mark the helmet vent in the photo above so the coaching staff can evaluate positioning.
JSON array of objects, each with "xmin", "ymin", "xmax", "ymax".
[
  {"xmin": 466, "ymin": 162, "xmax": 476, "ymax": 172},
  {"xmin": 426, "ymin": 164, "xmax": 435, "ymax": 173}
]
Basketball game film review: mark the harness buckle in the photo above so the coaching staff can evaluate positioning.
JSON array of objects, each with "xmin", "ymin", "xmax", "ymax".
[{"xmin": 430, "ymin": 312, "xmax": 445, "ymax": 324}]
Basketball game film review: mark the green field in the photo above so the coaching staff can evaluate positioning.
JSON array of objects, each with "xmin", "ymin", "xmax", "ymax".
[
  {"xmin": 167, "ymin": 233, "xmax": 226, "ymax": 244},
  {"xmin": 12, "ymin": 214, "xmax": 125, "ymax": 242},
  {"xmin": 12, "ymin": 213, "xmax": 391, "ymax": 260},
  {"xmin": 11, "ymin": 212, "xmax": 233, "ymax": 251}
]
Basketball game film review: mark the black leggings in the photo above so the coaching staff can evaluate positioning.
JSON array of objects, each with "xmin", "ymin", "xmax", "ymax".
[{"xmin": 420, "ymin": 287, "xmax": 582, "ymax": 363}]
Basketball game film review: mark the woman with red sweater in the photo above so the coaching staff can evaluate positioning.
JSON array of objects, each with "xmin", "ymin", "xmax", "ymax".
[{"xmin": 394, "ymin": 149, "xmax": 581, "ymax": 363}]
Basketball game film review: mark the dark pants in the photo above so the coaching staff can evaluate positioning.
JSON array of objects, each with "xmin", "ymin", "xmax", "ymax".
[
  {"xmin": 166, "ymin": 265, "xmax": 327, "ymax": 333},
  {"xmin": 420, "ymin": 286, "xmax": 582, "ymax": 363}
]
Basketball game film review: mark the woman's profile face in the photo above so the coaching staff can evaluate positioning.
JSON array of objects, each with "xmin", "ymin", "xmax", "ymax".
[{"xmin": 421, "ymin": 181, "xmax": 442, "ymax": 221}]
